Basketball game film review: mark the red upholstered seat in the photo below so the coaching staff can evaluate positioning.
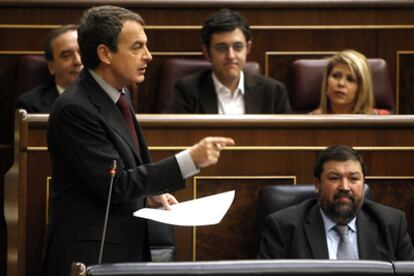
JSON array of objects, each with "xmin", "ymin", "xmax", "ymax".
[
  {"xmin": 287, "ymin": 58, "xmax": 395, "ymax": 113},
  {"xmin": 15, "ymin": 55, "xmax": 52, "ymax": 98}
]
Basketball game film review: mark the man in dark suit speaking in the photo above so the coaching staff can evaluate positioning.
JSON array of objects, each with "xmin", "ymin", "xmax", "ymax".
[
  {"xmin": 163, "ymin": 9, "xmax": 291, "ymax": 114},
  {"xmin": 42, "ymin": 6, "xmax": 234, "ymax": 276},
  {"xmin": 258, "ymin": 145, "xmax": 414, "ymax": 260}
]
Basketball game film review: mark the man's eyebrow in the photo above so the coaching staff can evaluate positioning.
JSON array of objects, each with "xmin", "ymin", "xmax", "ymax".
[
  {"xmin": 132, "ymin": 39, "xmax": 146, "ymax": 46},
  {"xmin": 59, "ymin": 50, "xmax": 73, "ymax": 56},
  {"xmin": 325, "ymin": 170, "xmax": 340, "ymax": 174},
  {"xmin": 349, "ymin": 171, "xmax": 363, "ymax": 175}
]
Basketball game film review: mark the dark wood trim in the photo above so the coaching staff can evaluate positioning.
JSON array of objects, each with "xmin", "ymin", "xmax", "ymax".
[
  {"xmin": 25, "ymin": 113, "xmax": 414, "ymax": 128},
  {"xmin": 2, "ymin": 0, "xmax": 414, "ymax": 8}
]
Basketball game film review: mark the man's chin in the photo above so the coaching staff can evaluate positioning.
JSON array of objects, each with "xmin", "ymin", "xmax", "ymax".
[
  {"xmin": 334, "ymin": 205, "xmax": 356, "ymax": 219},
  {"xmin": 337, "ymin": 204, "xmax": 352, "ymax": 213},
  {"xmin": 134, "ymin": 76, "xmax": 145, "ymax": 84},
  {"xmin": 223, "ymin": 67, "xmax": 240, "ymax": 75}
]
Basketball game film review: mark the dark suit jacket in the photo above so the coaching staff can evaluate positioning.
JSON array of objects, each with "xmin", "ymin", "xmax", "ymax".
[
  {"xmin": 14, "ymin": 82, "xmax": 59, "ymax": 113},
  {"xmin": 258, "ymin": 198, "xmax": 414, "ymax": 261},
  {"xmin": 163, "ymin": 70, "xmax": 291, "ymax": 114},
  {"xmin": 42, "ymin": 69, "xmax": 185, "ymax": 276}
]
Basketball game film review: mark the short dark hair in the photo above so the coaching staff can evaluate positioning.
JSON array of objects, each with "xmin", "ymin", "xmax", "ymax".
[
  {"xmin": 313, "ymin": 145, "xmax": 367, "ymax": 179},
  {"xmin": 201, "ymin": 8, "xmax": 252, "ymax": 48},
  {"xmin": 78, "ymin": 5, "xmax": 145, "ymax": 69},
  {"xmin": 44, "ymin": 24, "xmax": 78, "ymax": 61}
]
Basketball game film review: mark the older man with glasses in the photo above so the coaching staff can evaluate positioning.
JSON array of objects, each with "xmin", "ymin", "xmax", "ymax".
[{"xmin": 163, "ymin": 8, "xmax": 291, "ymax": 114}]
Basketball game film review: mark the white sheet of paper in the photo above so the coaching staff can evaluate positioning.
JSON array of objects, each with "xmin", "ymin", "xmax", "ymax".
[{"xmin": 133, "ymin": 190, "xmax": 235, "ymax": 226}]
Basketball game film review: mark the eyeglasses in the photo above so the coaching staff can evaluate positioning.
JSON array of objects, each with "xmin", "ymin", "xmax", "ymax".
[{"xmin": 212, "ymin": 42, "xmax": 246, "ymax": 54}]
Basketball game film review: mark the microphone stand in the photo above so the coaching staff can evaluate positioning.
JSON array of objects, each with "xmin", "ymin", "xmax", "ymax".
[{"xmin": 98, "ymin": 160, "xmax": 117, "ymax": 264}]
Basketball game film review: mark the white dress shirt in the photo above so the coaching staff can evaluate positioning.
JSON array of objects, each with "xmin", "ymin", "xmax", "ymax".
[
  {"xmin": 212, "ymin": 71, "xmax": 245, "ymax": 115},
  {"xmin": 56, "ymin": 84, "xmax": 65, "ymax": 95}
]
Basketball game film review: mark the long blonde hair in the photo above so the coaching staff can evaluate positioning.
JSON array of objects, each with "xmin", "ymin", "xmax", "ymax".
[{"xmin": 319, "ymin": 50, "xmax": 375, "ymax": 114}]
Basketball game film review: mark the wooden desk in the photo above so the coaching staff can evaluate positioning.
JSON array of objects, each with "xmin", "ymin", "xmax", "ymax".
[{"xmin": 4, "ymin": 111, "xmax": 414, "ymax": 276}]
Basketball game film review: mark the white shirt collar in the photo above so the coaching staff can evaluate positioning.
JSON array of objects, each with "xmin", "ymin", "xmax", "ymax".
[
  {"xmin": 88, "ymin": 69, "xmax": 124, "ymax": 102},
  {"xmin": 56, "ymin": 84, "xmax": 65, "ymax": 95},
  {"xmin": 211, "ymin": 70, "xmax": 245, "ymax": 97},
  {"xmin": 320, "ymin": 208, "xmax": 357, "ymax": 233}
]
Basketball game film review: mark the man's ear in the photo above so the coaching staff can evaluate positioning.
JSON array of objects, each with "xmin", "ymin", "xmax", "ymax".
[
  {"xmin": 47, "ymin": 61, "xmax": 55, "ymax": 75},
  {"xmin": 202, "ymin": 44, "xmax": 211, "ymax": 61},
  {"xmin": 246, "ymin": 40, "xmax": 252, "ymax": 55},
  {"xmin": 97, "ymin": 44, "xmax": 112, "ymax": 65},
  {"xmin": 313, "ymin": 177, "xmax": 321, "ymax": 194}
]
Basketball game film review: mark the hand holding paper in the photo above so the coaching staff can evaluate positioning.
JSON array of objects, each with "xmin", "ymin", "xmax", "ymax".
[
  {"xmin": 134, "ymin": 190, "xmax": 235, "ymax": 226},
  {"xmin": 147, "ymin": 193, "xmax": 178, "ymax": 210}
]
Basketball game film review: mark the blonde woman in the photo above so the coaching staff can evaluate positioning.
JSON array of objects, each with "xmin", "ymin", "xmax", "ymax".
[{"xmin": 311, "ymin": 50, "xmax": 389, "ymax": 115}]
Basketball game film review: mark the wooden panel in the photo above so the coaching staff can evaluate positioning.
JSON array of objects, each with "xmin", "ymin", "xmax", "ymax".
[
  {"xmin": 0, "ymin": 146, "xmax": 12, "ymax": 276},
  {"xmin": 195, "ymin": 177, "xmax": 295, "ymax": 260},
  {"xmin": 2, "ymin": 1, "xmax": 414, "ymax": 26},
  {"xmin": 366, "ymin": 178, "xmax": 414, "ymax": 242},
  {"xmin": 25, "ymin": 153, "xmax": 49, "ymax": 276}
]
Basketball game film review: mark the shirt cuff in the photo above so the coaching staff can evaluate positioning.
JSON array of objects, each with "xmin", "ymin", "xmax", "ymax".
[{"xmin": 175, "ymin": 149, "xmax": 200, "ymax": 179}]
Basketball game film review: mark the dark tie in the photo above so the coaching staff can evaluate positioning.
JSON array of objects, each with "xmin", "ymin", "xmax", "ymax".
[
  {"xmin": 116, "ymin": 93, "xmax": 140, "ymax": 153},
  {"xmin": 334, "ymin": 224, "xmax": 358, "ymax": 260}
]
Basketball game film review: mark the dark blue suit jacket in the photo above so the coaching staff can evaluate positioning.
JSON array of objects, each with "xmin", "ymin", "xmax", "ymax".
[
  {"xmin": 15, "ymin": 82, "xmax": 59, "ymax": 113},
  {"xmin": 43, "ymin": 69, "xmax": 185, "ymax": 275},
  {"xmin": 258, "ymin": 198, "xmax": 414, "ymax": 260}
]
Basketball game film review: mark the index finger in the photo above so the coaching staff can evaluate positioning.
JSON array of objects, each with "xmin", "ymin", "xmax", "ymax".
[
  {"xmin": 166, "ymin": 193, "xmax": 179, "ymax": 205},
  {"xmin": 160, "ymin": 195, "xmax": 172, "ymax": 210},
  {"xmin": 208, "ymin": 137, "xmax": 235, "ymax": 146}
]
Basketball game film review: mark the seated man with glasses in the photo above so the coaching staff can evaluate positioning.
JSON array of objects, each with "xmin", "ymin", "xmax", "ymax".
[{"xmin": 163, "ymin": 8, "xmax": 291, "ymax": 114}]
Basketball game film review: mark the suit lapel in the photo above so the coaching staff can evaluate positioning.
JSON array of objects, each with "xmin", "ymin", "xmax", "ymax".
[
  {"xmin": 244, "ymin": 72, "xmax": 264, "ymax": 114},
  {"xmin": 304, "ymin": 205, "xmax": 330, "ymax": 259},
  {"xmin": 200, "ymin": 72, "xmax": 219, "ymax": 113},
  {"xmin": 41, "ymin": 85, "xmax": 59, "ymax": 108},
  {"xmin": 80, "ymin": 70, "xmax": 143, "ymax": 163},
  {"xmin": 133, "ymin": 117, "xmax": 150, "ymax": 163},
  {"xmin": 357, "ymin": 210, "xmax": 378, "ymax": 259}
]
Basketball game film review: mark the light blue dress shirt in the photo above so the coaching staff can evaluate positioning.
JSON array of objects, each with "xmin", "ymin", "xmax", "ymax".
[{"xmin": 320, "ymin": 208, "xmax": 359, "ymax": 259}]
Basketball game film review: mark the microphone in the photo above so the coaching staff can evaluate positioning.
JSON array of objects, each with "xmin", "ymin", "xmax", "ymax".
[{"xmin": 98, "ymin": 160, "xmax": 117, "ymax": 264}]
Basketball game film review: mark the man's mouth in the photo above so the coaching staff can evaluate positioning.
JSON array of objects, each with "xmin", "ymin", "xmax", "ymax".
[
  {"xmin": 224, "ymin": 63, "xmax": 238, "ymax": 67},
  {"xmin": 71, "ymin": 69, "xmax": 82, "ymax": 75},
  {"xmin": 334, "ymin": 193, "xmax": 354, "ymax": 204},
  {"xmin": 336, "ymin": 196, "xmax": 352, "ymax": 204}
]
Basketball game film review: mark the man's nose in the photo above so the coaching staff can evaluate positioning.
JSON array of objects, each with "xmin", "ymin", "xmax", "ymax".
[
  {"xmin": 338, "ymin": 178, "xmax": 351, "ymax": 190},
  {"xmin": 73, "ymin": 52, "xmax": 82, "ymax": 65},
  {"xmin": 143, "ymin": 46, "xmax": 152, "ymax": 62},
  {"xmin": 226, "ymin": 47, "xmax": 236, "ymax": 58}
]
